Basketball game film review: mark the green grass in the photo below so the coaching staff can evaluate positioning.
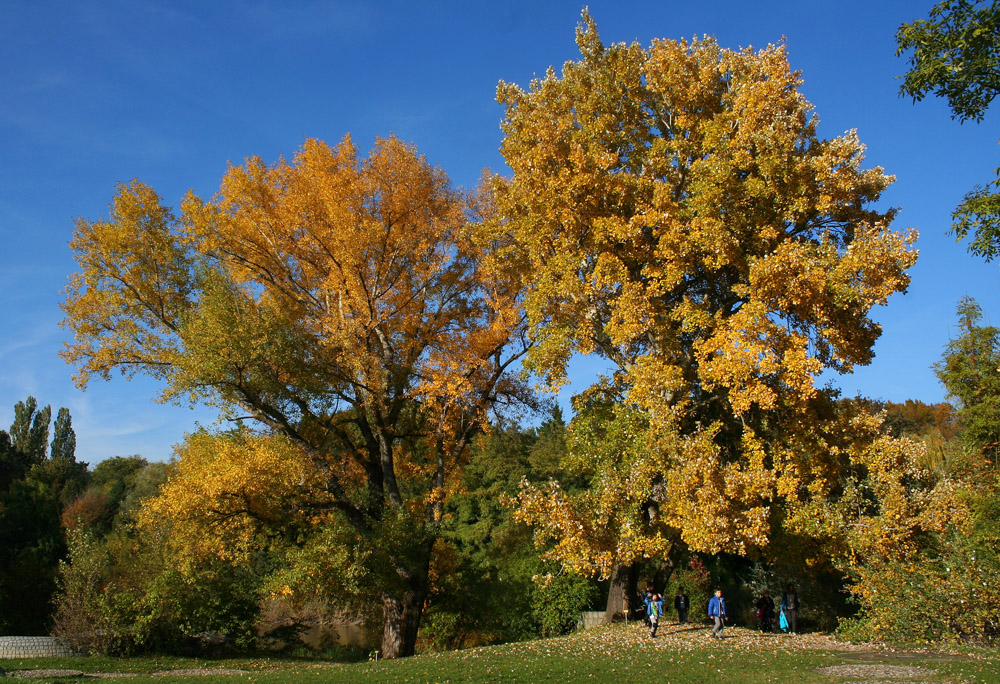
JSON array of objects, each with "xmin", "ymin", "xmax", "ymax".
[{"xmin": 2, "ymin": 624, "xmax": 998, "ymax": 684}]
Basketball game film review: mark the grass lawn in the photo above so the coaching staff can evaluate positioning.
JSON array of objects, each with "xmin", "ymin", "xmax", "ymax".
[{"xmin": 2, "ymin": 623, "xmax": 997, "ymax": 683}]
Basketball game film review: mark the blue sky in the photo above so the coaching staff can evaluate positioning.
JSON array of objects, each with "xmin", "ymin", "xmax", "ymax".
[{"xmin": 1, "ymin": 0, "xmax": 997, "ymax": 464}]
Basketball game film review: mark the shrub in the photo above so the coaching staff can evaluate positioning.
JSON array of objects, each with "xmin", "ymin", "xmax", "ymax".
[
  {"xmin": 840, "ymin": 483, "xmax": 1000, "ymax": 644},
  {"xmin": 52, "ymin": 528, "xmax": 266, "ymax": 655},
  {"xmin": 52, "ymin": 529, "xmax": 114, "ymax": 653},
  {"xmin": 661, "ymin": 556, "xmax": 713, "ymax": 624},
  {"xmin": 839, "ymin": 552, "xmax": 1000, "ymax": 644},
  {"xmin": 531, "ymin": 572, "xmax": 600, "ymax": 638}
]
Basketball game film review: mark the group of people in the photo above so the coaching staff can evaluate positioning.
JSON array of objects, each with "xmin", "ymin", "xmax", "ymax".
[
  {"xmin": 640, "ymin": 586, "xmax": 690, "ymax": 637},
  {"xmin": 754, "ymin": 585, "xmax": 799, "ymax": 634},
  {"xmin": 638, "ymin": 584, "xmax": 800, "ymax": 639}
]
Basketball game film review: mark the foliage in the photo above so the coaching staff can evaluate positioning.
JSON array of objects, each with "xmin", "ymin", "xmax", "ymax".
[
  {"xmin": 424, "ymin": 424, "xmax": 539, "ymax": 649},
  {"xmin": 661, "ymin": 556, "xmax": 713, "ymax": 623},
  {"xmin": 830, "ymin": 298, "xmax": 1000, "ymax": 643},
  {"xmin": 422, "ymin": 414, "xmax": 601, "ymax": 650},
  {"xmin": 62, "ymin": 457, "xmax": 167, "ymax": 535},
  {"xmin": 60, "ymin": 135, "xmax": 531, "ymax": 657},
  {"xmin": 517, "ymin": 387, "xmax": 674, "ymax": 577},
  {"xmin": 136, "ymin": 430, "xmax": 378, "ymax": 650},
  {"xmin": 89, "ymin": 455, "xmax": 150, "ymax": 511},
  {"xmin": 0, "ymin": 476, "xmax": 63, "ymax": 634},
  {"xmin": 500, "ymin": 11, "xmax": 917, "ymax": 578},
  {"xmin": 738, "ymin": 558, "xmax": 848, "ymax": 631},
  {"xmin": 897, "ymin": 1, "xmax": 1000, "ymax": 261},
  {"xmin": 840, "ymin": 474, "xmax": 1000, "ymax": 644},
  {"xmin": 934, "ymin": 297, "xmax": 1000, "ymax": 462},
  {"xmin": 884, "ymin": 400, "xmax": 959, "ymax": 441},
  {"xmin": 61, "ymin": 488, "xmax": 115, "ymax": 534},
  {"xmin": 139, "ymin": 430, "xmax": 330, "ymax": 565},
  {"xmin": 30, "ymin": 451, "xmax": 88, "ymax": 509},
  {"xmin": 0, "ymin": 430, "xmax": 17, "ymax": 491},
  {"xmin": 9, "ymin": 397, "xmax": 51, "ymax": 464},
  {"xmin": 51, "ymin": 528, "xmax": 112, "ymax": 652},
  {"xmin": 0, "ymin": 397, "xmax": 83, "ymax": 634},
  {"xmin": 953, "ymin": 184, "xmax": 1000, "ymax": 263},
  {"xmin": 50, "ymin": 408, "xmax": 77, "ymax": 463},
  {"xmin": 881, "ymin": 399, "xmax": 960, "ymax": 473},
  {"xmin": 53, "ymin": 524, "xmax": 267, "ymax": 655},
  {"xmin": 52, "ymin": 437, "xmax": 264, "ymax": 656},
  {"xmin": 835, "ymin": 300, "xmax": 1000, "ymax": 644},
  {"xmin": 531, "ymin": 571, "xmax": 600, "ymax": 638},
  {"xmin": 896, "ymin": 0, "xmax": 1000, "ymax": 123}
]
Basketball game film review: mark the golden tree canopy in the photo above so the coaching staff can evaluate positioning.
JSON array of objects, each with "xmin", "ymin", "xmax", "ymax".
[
  {"xmin": 63, "ymin": 135, "xmax": 528, "ymax": 525},
  {"xmin": 501, "ymin": 13, "xmax": 919, "ymax": 566}
]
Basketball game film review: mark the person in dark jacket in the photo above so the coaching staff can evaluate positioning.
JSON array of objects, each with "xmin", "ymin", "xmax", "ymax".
[
  {"xmin": 674, "ymin": 587, "xmax": 690, "ymax": 624},
  {"xmin": 755, "ymin": 589, "xmax": 775, "ymax": 632}
]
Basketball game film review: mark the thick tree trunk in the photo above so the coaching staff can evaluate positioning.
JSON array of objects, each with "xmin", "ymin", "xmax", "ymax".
[
  {"xmin": 603, "ymin": 562, "xmax": 640, "ymax": 624},
  {"xmin": 380, "ymin": 585, "xmax": 428, "ymax": 658},
  {"xmin": 652, "ymin": 540, "xmax": 684, "ymax": 593},
  {"xmin": 652, "ymin": 559, "xmax": 676, "ymax": 593},
  {"xmin": 378, "ymin": 538, "xmax": 433, "ymax": 659}
]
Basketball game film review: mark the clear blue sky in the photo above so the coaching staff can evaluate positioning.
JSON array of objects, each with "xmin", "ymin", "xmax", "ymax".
[{"xmin": 1, "ymin": 0, "xmax": 997, "ymax": 464}]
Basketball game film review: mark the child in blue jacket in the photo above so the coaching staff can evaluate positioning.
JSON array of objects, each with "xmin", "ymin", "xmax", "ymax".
[
  {"xmin": 647, "ymin": 593, "xmax": 664, "ymax": 637},
  {"xmin": 707, "ymin": 589, "xmax": 727, "ymax": 638}
]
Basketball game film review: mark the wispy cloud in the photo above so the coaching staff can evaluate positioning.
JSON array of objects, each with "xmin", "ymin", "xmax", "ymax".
[
  {"xmin": 0, "ymin": 104, "xmax": 189, "ymax": 164},
  {"xmin": 242, "ymin": 0, "xmax": 374, "ymax": 40}
]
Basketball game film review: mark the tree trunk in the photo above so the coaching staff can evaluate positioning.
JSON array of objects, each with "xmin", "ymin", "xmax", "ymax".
[
  {"xmin": 651, "ymin": 540, "xmax": 684, "ymax": 593},
  {"xmin": 379, "ymin": 538, "xmax": 433, "ymax": 659},
  {"xmin": 380, "ymin": 584, "xmax": 428, "ymax": 658},
  {"xmin": 603, "ymin": 562, "xmax": 640, "ymax": 624},
  {"xmin": 652, "ymin": 558, "xmax": 676, "ymax": 593}
]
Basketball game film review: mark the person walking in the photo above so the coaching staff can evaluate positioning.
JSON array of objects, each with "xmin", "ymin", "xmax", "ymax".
[
  {"xmin": 707, "ymin": 588, "xmax": 727, "ymax": 638},
  {"xmin": 641, "ymin": 587, "xmax": 654, "ymax": 627},
  {"xmin": 780, "ymin": 584, "xmax": 799, "ymax": 634},
  {"xmin": 634, "ymin": 590, "xmax": 647, "ymax": 623},
  {"xmin": 647, "ymin": 592, "xmax": 664, "ymax": 638},
  {"xmin": 674, "ymin": 587, "xmax": 690, "ymax": 624},
  {"xmin": 756, "ymin": 589, "xmax": 775, "ymax": 632}
]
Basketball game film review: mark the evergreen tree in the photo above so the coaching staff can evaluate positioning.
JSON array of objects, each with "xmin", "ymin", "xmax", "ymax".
[
  {"xmin": 34, "ymin": 407, "xmax": 87, "ymax": 507},
  {"xmin": 0, "ymin": 398, "xmax": 83, "ymax": 633},
  {"xmin": 10, "ymin": 397, "xmax": 51, "ymax": 465},
  {"xmin": 50, "ymin": 408, "xmax": 76, "ymax": 461},
  {"xmin": 934, "ymin": 296, "xmax": 1000, "ymax": 461}
]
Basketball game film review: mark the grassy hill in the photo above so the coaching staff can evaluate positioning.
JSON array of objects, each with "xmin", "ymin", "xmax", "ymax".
[{"xmin": 2, "ymin": 623, "xmax": 997, "ymax": 683}]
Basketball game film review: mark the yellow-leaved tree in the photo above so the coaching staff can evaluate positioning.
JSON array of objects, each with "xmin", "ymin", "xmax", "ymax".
[
  {"xmin": 61, "ymin": 136, "xmax": 529, "ymax": 657},
  {"xmin": 496, "ymin": 12, "xmax": 922, "ymax": 611}
]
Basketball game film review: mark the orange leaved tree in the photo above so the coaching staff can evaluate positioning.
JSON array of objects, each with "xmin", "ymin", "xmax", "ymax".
[
  {"xmin": 495, "ymin": 12, "xmax": 920, "ymax": 606},
  {"xmin": 61, "ymin": 135, "xmax": 529, "ymax": 657}
]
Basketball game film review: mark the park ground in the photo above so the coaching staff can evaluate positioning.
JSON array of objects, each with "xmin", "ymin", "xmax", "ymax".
[{"xmin": 2, "ymin": 623, "xmax": 998, "ymax": 683}]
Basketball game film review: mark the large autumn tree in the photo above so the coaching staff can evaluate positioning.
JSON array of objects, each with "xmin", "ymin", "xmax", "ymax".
[
  {"xmin": 60, "ymin": 136, "xmax": 529, "ymax": 657},
  {"xmin": 499, "ymin": 13, "xmax": 919, "ymax": 602}
]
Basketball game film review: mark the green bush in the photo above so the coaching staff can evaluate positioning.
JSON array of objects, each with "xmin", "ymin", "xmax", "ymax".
[
  {"xmin": 840, "ymin": 485, "xmax": 1000, "ymax": 644},
  {"xmin": 839, "ymin": 551, "xmax": 1000, "ymax": 644},
  {"xmin": 661, "ymin": 556, "xmax": 712, "ymax": 624},
  {"xmin": 52, "ymin": 528, "xmax": 266, "ymax": 655},
  {"xmin": 531, "ymin": 572, "xmax": 600, "ymax": 638}
]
